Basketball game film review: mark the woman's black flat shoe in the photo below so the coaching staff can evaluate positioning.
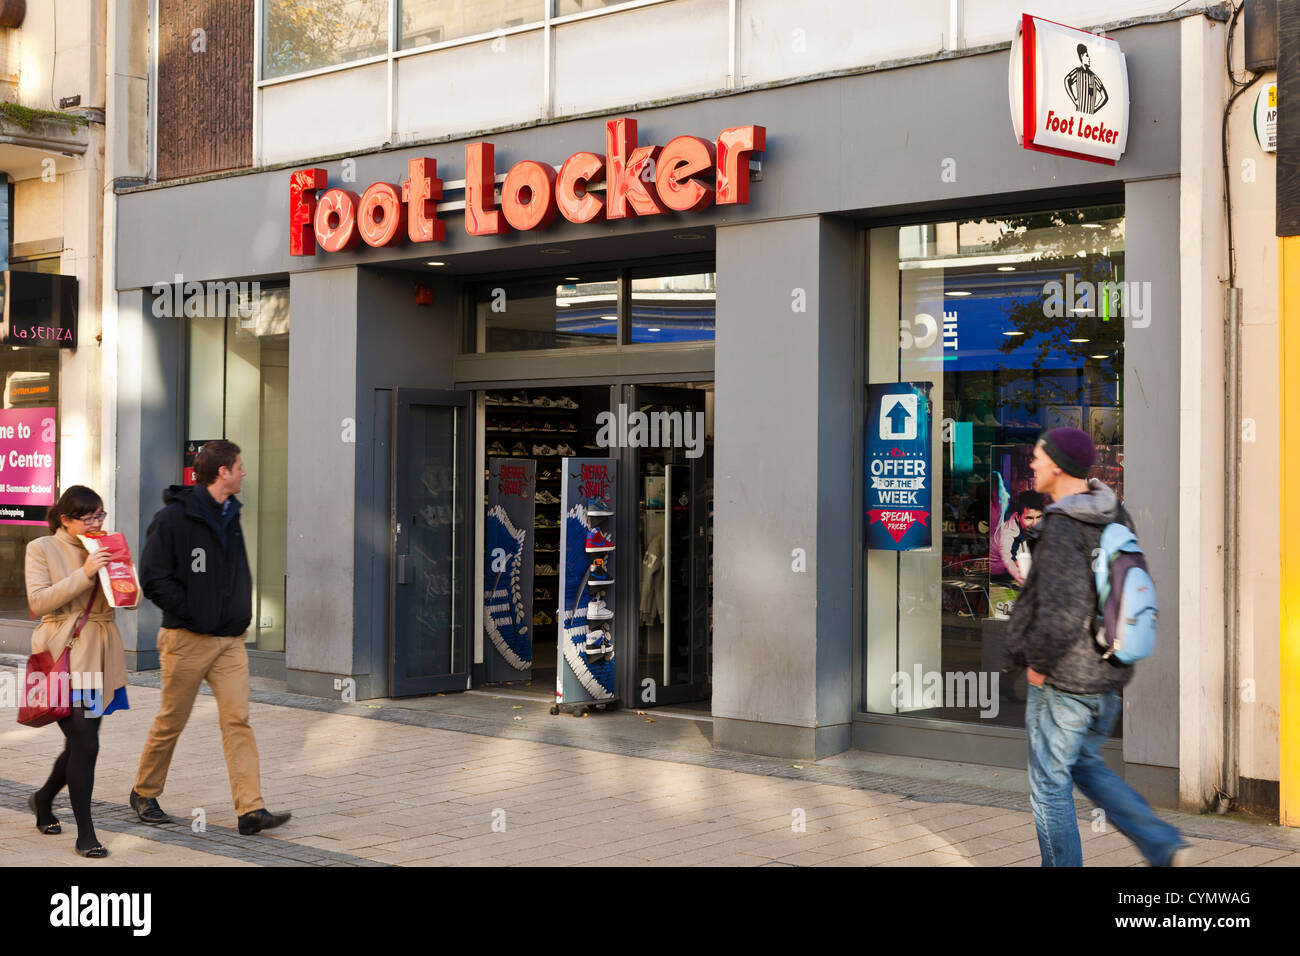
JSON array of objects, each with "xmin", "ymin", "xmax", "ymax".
[
  {"xmin": 28, "ymin": 793, "xmax": 61, "ymax": 835},
  {"xmin": 75, "ymin": 844, "xmax": 108, "ymax": 859}
]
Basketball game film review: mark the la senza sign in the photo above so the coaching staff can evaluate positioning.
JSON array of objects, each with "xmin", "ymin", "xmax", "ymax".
[
  {"xmin": 1008, "ymin": 14, "xmax": 1129, "ymax": 166},
  {"xmin": 289, "ymin": 118, "xmax": 766, "ymax": 255}
]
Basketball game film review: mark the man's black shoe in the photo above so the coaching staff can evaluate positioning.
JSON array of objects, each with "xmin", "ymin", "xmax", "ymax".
[
  {"xmin": 238, "ymin": 808, "xmax": 292, "ymax": 835},
  {"xmin": 129, "ymin": 789, "xmax": 171, "ymax": 825}
]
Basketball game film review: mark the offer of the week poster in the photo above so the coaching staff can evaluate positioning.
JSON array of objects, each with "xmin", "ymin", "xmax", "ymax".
[
  {"xmin": 865, "ymin": 382, "xmax": 933, "ymax": 551},
  {"xmin": 0, "ymin": 406, "xmax": 57, "ymax": 526}
]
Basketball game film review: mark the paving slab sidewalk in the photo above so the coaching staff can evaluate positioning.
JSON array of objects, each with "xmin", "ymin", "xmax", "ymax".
[{"xmin": 2, "ymin": 663, "xmax": 1297, "ymax": 868}]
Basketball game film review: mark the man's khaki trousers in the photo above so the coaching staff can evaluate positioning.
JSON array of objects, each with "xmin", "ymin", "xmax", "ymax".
[{"xmin": 132, "ymin": 628, "xmax": 264, "ymax": 816}]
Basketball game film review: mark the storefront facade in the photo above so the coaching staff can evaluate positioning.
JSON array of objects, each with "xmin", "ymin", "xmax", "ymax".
[{"xmin": 111, "ymin": 5, "xmax": 1276, "ymax": 815}]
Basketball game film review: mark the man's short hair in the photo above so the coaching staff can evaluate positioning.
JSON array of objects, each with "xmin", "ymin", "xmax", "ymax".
[
  {"xmin": 1077, "ymin": 43, "xmax": 1088, "ymax": 60},
  {"xmin": 1017, "ymin": 491, "xmax": 1045, "ymax": 514},
  {"xmin": 193, "ymin": 440, "xmax": 241, "ymax": 486}
]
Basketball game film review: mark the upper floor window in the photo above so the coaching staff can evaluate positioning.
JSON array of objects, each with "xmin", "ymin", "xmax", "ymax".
[{"xmin": 263, "ymin": 0, "xmax": 390, "ymax": 80}]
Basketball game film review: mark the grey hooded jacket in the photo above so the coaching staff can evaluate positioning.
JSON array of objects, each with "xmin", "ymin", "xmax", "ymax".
[{"xmin": 1003, "ymin": 478, "xmax": 1136, "ymax": 695}]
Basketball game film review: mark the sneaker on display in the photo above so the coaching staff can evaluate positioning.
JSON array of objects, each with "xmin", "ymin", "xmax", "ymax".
[
  {"xmin": 538, "ymin": 469, "xmax": 555, "ymax": 481},
  {"xmin": 511, "ymin": 442, "xmax": 527, "ymax": 456},
  {"xmin": 510, "ymin": 393, "xmax": 529, "ymax": 405},
  {"xmin": 488, "ymin": 441, "xmax": 507, "ymax": 456},
  {"xmin": 557, "ymin": 396, "xmax": 578, "ymax": 409},
  {"xmin": 586, "ymin": 597, "xmax": 613, "ymax": 621},
  {"xmin": 585, "ymin": 529, "xmax": 614, "ymax": 553},
  {"xmin": 588, "ymin": 557, "xmax": 614, "ymax": 585},
  {"xmin": 539, "ymin": 421, "xmax": 556, "ymax": 432},
  {"xmin": 556, "ymin": 443, "xmax": 576, "ymax": 456},
  {"xmin": 536, "ymin": 396, "xmax": 556, "ymax": 407},
  {"xmin": 486, "ymin": 393, "xmax": 506, "ymax": 405},
  {"xmin": 535, "ymin": 587, "xmax": 553, "ymax": 602},
  {"xmin": 533, "ymin": 444, "xmax": 557, "ymax": 456},
  {"xmin": 586, "ymin": 498, "xmax": 613, "ymax": 518}
]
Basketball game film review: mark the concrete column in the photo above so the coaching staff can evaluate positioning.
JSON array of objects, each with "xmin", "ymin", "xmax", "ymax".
[
  {"xmin": 712, "ymin": 215, "xmax": 857, "ymax": 760},
  {"xmin": 285, "ymin": 268, "xmax": 360, "ymax": 695},
  {"xmin": 1178, "ymin": 14, "xmax": 1228, "ymax": 811}
]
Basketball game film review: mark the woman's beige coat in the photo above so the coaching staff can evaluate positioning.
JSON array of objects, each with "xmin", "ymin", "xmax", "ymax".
[{"xmin": 25, "ymin": 528, "xmax": 127, "ymax": 696}]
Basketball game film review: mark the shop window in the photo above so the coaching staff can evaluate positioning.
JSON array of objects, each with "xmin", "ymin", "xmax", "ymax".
[
  {"xmin": 474, "ymin": 272, "xmax": 618, "ymax": 351},
  {"xmin": 398, "ymin": 0, "xmax": 543, "ymax": 49},
  {"xmin": 0, "ymin": 347, "xmax": 59, "ymax": 621},
  {"xmin": 184, "ymin": 285, "xmax": 291, "ymax": 653},
  {"xmin": 630, "ymin": 271, "xmax": 716, "ymax": 344},
  {"xmin": 862, "ymin": 204, "xmax": 1125, "ymax": 731},
  {"xmin": 262, "ymin": 0, "xmax": 389, "ymax": 80}
]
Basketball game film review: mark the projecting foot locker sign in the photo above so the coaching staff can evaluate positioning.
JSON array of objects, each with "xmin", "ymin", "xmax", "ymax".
[{"xmin": 866, "ymin": 383, "xmax": 933, "ymax": 551}]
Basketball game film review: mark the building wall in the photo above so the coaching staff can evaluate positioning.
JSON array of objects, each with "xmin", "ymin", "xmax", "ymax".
[
  {"xmin": 252, "ymin": 0, "xmax": 1207, "ymax": 168},
  {"xmin": 155, "ymin": 0, "xmax": 254, "ymax": 180},
  {"xmin": 1230, "ymin": 56, "xmax": 1281, "ymax": 815}
]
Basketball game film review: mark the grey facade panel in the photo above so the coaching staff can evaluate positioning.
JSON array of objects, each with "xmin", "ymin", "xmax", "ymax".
[
  {"xmin": 1121, "ymin": 176, "xmax": 1182, "ymax": 770},
  {"xmin": 115, "ymin": 21, "xmax": 1181, "ymax": 293},
  {"xmin": 285, "ymin": 269, "xmax": 360, "ymax": 679}
]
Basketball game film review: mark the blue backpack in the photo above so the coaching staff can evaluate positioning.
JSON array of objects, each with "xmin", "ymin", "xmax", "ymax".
[{"xmin": 1092, "ymin": 523, "xmax": 1158, "ymax": 664}]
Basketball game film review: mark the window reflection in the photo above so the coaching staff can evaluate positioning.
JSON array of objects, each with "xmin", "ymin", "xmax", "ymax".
[
  {"xmin": 263, "ymin": 0, "xmax": 389, "ymax": 79},
  {"xmin": 864, "ymin": 205, "xmax": 1125, "ymax": 733}
]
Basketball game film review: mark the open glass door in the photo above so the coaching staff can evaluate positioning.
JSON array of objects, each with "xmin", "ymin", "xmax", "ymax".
[
  {"xmin": 627, "ymin": 385, "xmax": 710, "ymax": 706},
  {"xmin": 391, "ymin": 388, "xmax": 470, "ymax": 696}
]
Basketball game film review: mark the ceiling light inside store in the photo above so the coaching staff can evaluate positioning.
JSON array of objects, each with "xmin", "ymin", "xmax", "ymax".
[
  {"xmin": 647, "ymin": 328, "xmax": 662, "ymax": 332},
  {"xmin": 997, "ymin": 266, "xmax": 1016, "ymax": 272},
  {"xmin": 1090, "ymin": 353, "xmax": 1110, "ymax": 359},
  {"xmin": 1081, "ymin": 223, "xmax": 1102, "ymax": 229},
  {"xmin": 564, "ymin": 277, "xmax": 581, "ymax": 281},
  {"xmin": 1069, "ymin": 337, "xmax": 1091, "ymax": 343},
  {"xmin": 426, "ymin": 260, "xmax": 445, "ymax": 266},
  {"xmin": 945, "ymin": 291, "xmax": 972, "ymax": 296},
  {"xmin": 1002, "ymin": 330, "xmax": 1024, "ymax": 336}
]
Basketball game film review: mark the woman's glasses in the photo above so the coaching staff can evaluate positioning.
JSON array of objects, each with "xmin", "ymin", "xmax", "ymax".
[{"xmin": 78, "ymin": 511, "xmax": 108, "ymax": 525}]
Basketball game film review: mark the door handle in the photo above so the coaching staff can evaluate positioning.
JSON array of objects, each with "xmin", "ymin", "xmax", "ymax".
[{"xmin": 398, "ymin": 554, "xmax": 409, "ymax": 585}]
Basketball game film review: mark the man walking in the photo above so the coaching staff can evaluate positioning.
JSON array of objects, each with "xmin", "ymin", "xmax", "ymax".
[
  {"xmin": 1004, "ymin": 427, "xmax": 1184, "ymax": 866},
  {"xmin": 129, "ymin": 440, "xmax": 290, "ymax": 835}
]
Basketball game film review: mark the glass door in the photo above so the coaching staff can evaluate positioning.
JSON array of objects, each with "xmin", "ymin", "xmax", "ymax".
[
  {"xmin": 391, "ymin": 388, "xmax": 470, "ymax": 696},
  {"xmin": 626, "ymin": 385, "xmax": 710, "ymax": 706}
]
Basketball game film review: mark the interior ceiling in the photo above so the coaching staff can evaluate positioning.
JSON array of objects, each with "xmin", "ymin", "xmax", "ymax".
[{"xmin": 375, "ymin": 224, "xmax": 715, "ymax": 279}]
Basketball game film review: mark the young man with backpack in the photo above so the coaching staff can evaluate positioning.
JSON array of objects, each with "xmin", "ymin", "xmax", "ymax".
[{"xmin": 1004, "ymin": 427, "xmax": 1186, "ymax": 867}]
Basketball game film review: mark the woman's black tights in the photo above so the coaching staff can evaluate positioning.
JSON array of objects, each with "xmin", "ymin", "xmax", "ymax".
[{"xmin": 33, "ymin": 706, "xmax": 102, "ymax": 851}]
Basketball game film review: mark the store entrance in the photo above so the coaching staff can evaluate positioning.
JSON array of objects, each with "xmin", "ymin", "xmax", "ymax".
[
  {"xmin": 625, "ymin": 384, "xmax": 712, "ymax": 708},
  {"xmin": 480, "ymin": 382, "xmax": 713, "ymax": 709}
]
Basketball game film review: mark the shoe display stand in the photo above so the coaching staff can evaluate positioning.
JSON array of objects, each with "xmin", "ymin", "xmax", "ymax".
[
  {"xmin": 550, "ymin": 457, "xmax": 619, "ymax": 717},
  {"xmin": 484, "ymin": 457, "xmax": 535, "ymax": 681},
  {"xmin": 485, "ymin": 392, "xmax": 582, "ymax": 660}
]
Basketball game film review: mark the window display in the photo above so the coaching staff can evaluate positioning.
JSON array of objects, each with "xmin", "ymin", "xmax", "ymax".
[{"xmin": 864, "ymin": 204, "xmax": 1125, "ymax": 731}]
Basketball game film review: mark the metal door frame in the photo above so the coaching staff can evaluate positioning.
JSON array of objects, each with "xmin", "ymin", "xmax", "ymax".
[{"xmin": 621, "ymin": 383, "xmax": 709, "ymax": 707}]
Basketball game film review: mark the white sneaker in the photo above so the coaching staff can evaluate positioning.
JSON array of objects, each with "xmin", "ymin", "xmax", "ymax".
[{"xmin": 586, "ymin": 597, "xmax": 613, "ymax": 621}]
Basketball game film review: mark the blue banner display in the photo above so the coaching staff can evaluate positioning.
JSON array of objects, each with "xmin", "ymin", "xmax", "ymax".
[
  {"xmin": 866, "ymin": 382, "xmax": 934, "ymax": 551},
  {"xmin": 484, "ymin": 458, "xmax": 535, "ymax": 680}
]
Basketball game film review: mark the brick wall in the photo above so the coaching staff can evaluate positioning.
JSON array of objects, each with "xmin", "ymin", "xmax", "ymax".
[{"xmin": 156, "ymin": 0, "xmax": 253, "ymax": 180}]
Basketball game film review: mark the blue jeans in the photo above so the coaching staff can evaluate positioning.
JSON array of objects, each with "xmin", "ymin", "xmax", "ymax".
[{"xmin": 1026, "ymin": 682, "xmax": 1186, "ymax": 867}]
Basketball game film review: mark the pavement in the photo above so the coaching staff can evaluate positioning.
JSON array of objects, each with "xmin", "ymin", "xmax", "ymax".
[{"xmin": 2, "ymin": 661, "xmax": 1299, "ymax": 867}]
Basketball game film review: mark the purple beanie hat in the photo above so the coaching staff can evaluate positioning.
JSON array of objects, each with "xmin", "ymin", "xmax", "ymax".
[{"xmin": 1040, "ymin": 427, "xmax": 1097, "ymax": 478}]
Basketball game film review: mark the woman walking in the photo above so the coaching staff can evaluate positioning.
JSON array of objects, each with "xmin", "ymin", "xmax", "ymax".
[{"xmin": 25, "ymin": 485, "xmax": 130, "ymax": 858}]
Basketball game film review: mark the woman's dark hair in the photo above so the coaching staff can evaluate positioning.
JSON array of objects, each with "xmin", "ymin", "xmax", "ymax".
[
  {"xmin": 193, "ymin": 439, "xmax": 241, "ymax": 486},
  {"xmin": 47, "ymin": 485, "xmax": 103, "ymax": 534}
]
